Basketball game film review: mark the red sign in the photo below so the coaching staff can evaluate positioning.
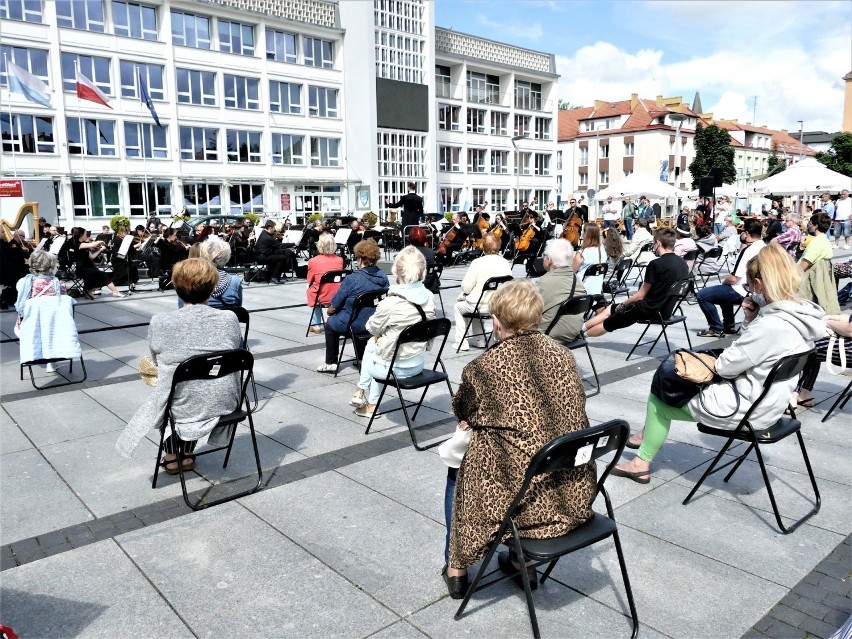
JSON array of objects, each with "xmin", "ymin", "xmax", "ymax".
[
  {"xmin": 280, "ymin": 193, "xmax": 291, "ymax": 211},
  {"xmin": 0, "ymin": 180, "xmax": 23, "ymax": 197}
]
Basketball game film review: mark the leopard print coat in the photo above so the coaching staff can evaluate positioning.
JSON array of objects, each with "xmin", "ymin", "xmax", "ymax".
[{"xmin": 449, "ymin": 331, "xmax": 596, "ymax": 569}]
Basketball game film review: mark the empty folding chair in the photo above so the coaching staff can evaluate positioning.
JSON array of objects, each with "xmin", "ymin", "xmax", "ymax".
[
  {"xmin": 630, "ymin": 242, "xmax": 655, "ymax": 285},
  {"xmin": 424, "ymin": 263, "xmax": 445, "ymax": 315},
  {"xmin": 626, "ymin": 278, "xmax": 693, "ymax": 360},
  {"xmin": 545, "ymin": 294, "xmax": 601, "ymax": 396},
  {"xmin": 603, "ymin": 257, "xmax": 633, "ymax": 304},
  {"xmin": 456, "ymin": 275, "xmax": 513, "ymax": 353},
  {"xmin": 683, "ymin": 350, "xmax": 820, "ymax": 534}
]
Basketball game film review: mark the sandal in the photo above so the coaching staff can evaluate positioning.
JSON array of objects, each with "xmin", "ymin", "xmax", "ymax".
[
  {"xmin": 162, "ymin": 455, "xmax": 194, "ymax": 475},
  {"xmin": 610, "ymin": 466, "xmax": 651, "ymax": 484},
  {"xmin": 797, "ymin": 398, "xmax": 814, "ymax": 408},
  {"xmin": 697, "ymin": 329, "xmax": 723, "ymax": 338},
  {"xmin": 625, "ymin": 433, "xmax": 643, "ymax": 449}
]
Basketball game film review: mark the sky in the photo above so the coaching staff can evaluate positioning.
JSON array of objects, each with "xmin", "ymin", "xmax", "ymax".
[{"xmin": 434, "ymin": 0, "xmax": 851, "ymax": 133}]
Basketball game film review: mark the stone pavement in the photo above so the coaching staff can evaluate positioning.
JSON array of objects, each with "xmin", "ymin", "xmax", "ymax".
[{"xmin": 0, "ymin": 261, "xmax": 850, "ymax": 638}]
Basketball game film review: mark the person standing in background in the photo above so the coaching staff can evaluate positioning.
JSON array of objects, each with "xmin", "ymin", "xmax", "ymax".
[{"xmin": 386, "ymin": 182, "xmax": 424, "ymax": 232}]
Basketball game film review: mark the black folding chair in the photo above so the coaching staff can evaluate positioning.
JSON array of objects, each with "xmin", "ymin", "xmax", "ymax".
[
  {"xmin": 364, "ymin": 318, "xmax": 454, "ymax": 450},
  {"xmin": 424, "ymin": 263, "xmax": 445, "ymax": 315},
  {"xmin": 221, "ymin": 306, "xmax": 258, "ymax": 411},
  {"xmin": 630, "ymin": 242, "xmax": 655, "ymax": 285},
  {"xmin": 545, "ymin": 294, "xmax": 600, "ymax": 397},
  {"xmin": 18, "ymin": 298, "xmax": 87, "ymax": 389},
  {"xmin": 681, "ymin": 249, "xmax": 700, "ymax": 273},
  {"xmin": 683, "ymin": 350, "xmax": 820, "ymax": 534},
  {"xmin": 822, "ymin": 379, "xmax": 851, "ymax": 423},
  {"xmin": 626, "ymin": 278, "xmax": 693, "ymax": 360},
  {"xmin": 581, "ymin": 262, "xmax": 608, "ymax": 288},
  {"xmin": 306, "ymin": 270, "xmax": 347, "ymax": 336},
  {"xmin": 692, "ymin": 246, "xmax": 724, "ymax": 290},
  {"xmin": 456, "ymin": 275, "xmax": 513, "ymax": 353},
  {"xmin": 152, "ymin": 349, "xmax": 263, "ymax": 511},
  {"xmin": 60, "ymin": 249, "xmax": 94, "ymax": 300},
  {"xmin": 335, "ymin": 288, "xmax": 389, "ymax": 376},
  {"xmin": 603, "ymin": 257, "xmax": 633, "ymax": 304},
  {"xmin": 454, "ymin": 420, "xmax": 639, "ymax": 639}
]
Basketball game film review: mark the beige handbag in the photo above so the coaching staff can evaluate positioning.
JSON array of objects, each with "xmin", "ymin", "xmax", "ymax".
[
  {"xmin": 674, "ymin": 350, "xmax": 717, "ymax": 384},
  {"xmin": 139, "ymin": 355, "xmax": 159, "ymax": 387}
]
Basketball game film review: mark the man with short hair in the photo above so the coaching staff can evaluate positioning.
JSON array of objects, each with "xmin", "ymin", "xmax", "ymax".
[
  {"xmin": 537, "ymin": 238, "xmax": 587, "ymax": 343},
  {"xmin": 601, "ymin": 196, "xmax": 619, "ymax": 230},
  {"xmin": 832, "ymin": 189, "xmax": 850, "ymax": 250},
  {"xmin": 584, "ymin": 228, "xmax": 689, "ymax": 336},
  {"xmin": 696, "ymin": 218, "xmax": 765, "ymax": 337},
  {"xmin": 385, "ymin": 182, "xmax": 424, "ymax": 231},
  {"xmin": 622, "ymin": 197, "xmax": 636, "ymax": 240}
]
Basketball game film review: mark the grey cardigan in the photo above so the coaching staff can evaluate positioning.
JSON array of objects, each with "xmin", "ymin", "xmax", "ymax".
[{"xmin": 116, "ymin": 304, "xmax": 243, "ymax": 458}]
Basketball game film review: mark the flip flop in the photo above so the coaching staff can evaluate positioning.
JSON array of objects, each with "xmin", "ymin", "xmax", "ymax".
[
  {"xmin": 798, "ymin": 398, "xmax": 814, "ymax": 408},
  {"xmin": 625, "ymin": 434, "xmax": 643, "ymax": 449},
  {"xmin": 610, "ymin": 467, "xmax": 651, "ymax": 484}
]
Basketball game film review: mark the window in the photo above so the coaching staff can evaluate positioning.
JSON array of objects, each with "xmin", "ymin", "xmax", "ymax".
[
  {"xmin": 0, "ymin": 46, "xmax": 48, "ymax": 87},
  {"xmin": 599, "ymin": 170, "xmax": 609, "ymax": 184},
  {"xmin": 435, "ymin": 64, "xmax": 451, "ymax": 98},
  {"xmin": 66, "ymin": 117, "xmax": 115, "ymax": 156},
  {"xmin": 624, "ymin": 141, "xmax": 634, "ymax": 156},
  {"xmin": 467, "ymin": 148, "xmax": 487, "ymax": 173},
  {"xmin": 226, "ymin": 129, "xmax": 261, "ymax": 163},
  {"xmin": 310, "ymin": 137, "xmax": 340, "ymax": 166},
  {"xmin": 218, "ymin": 19, "xmax": 254, "ymax": 56},
  {"xmin": 467, "ymin": 108, "xmax": 486, "ymax": 134},
  {"xmin": 556, "ymin": 150, "xmax": 562, "ymax": 171},
  {"xmin": 56, "ymin": 0, "xmax": 104, "ymax": 31},
  {"xmin": 128, "ymin": 180, "xmax": 170, "ymax": 216},
  {"xmin": 534, "ymin": 153, "xmax": 551, "ymax": 176},
  {"xmin": 515, "ymin": 151, "xmax": 531, "ymax": 176},
  {"xmin": 375, "ymin": 25, "xmax": 426, "ymax": 83},
  {"xmin": 438, "ymin": 104, "xmax": 459, "ymax": 131},
  {"xmin": 229, "ymin": 183, "xmax": 263, "ymax": 213},
  {"xmin": 514, "ymin": 114, "xmax": 530, "ymax": 138},
  {"xmin": 0, "ymin": 0, "xmax": 42, "ymax": 22},
  {"xmin": 113, "ymin": 1, "xmax": 156, "ymax": 40},
  {"xmin": 119, "ymin": 61, "xmax": 163, "ymax": 99},
  {"xmin": 61, "ymin": 53, "xmax": 110, "ymax": 94},
  {"xmin": 124, "ymin": 122, "xmax": 167, "ymax": 158},
  {"xmin": 600, "ymin": 143, "xmax": 609, "ymax": 158},
  {"xmin": 183, "ymin": 183, "xmax": 221, "ymax": 215},
  {"xmin": 271, "ymin": 133, "xmax": 304, "ymax": 165},
  {"xmin": 223, "ymin": 75, "xmax": 259, "ymax": 110},
  {"xmin": 514, "ymin": 80, "xmax": 541, "ymax": 110},
  {"xmin": 534, "ymin": 117, "xmax": 551, "ymax": 140},
  {"xmin": 269, "ymin": 81, "xmax": 301, "ymax": 114},
  {"xmin": 376, "ymin": 130, "xmax": 426, "ymax": 208},
  {"xmin": 579, "ymin": 172, "xmax": 588, "ymax": 185},
  {"xmin": 72, "ymin": 180, "xmax": 120, "ymax": 217},
  {"xmin": 303, "ymin": 37, "xmax": 333, "ymax": 68},
  {"xmin": 438, "ymin": 146, "xmax": 460, "ymax": 172},
  {"xmin": 624, "ymin": 169, "xmax": 633, "ymax": 177},
  {"xmin": 490, "ymin": 111, "xmax": 508, "ymax": 136},
  {"xmin": 179, "ymin": 126, "xmax": 217, "ymax": 161},
  {"xmin": 1, "ymin": 113, "xmax": 54, "ymax": 153},
  {"xmin": 176, "ymin": 68, "xmax": 215, "ymax": 106},
  {"xmin": 266, "ymin": 29, "xmax": 297, "ymax": 62},
  {"xmin": 472, "ymin": 188, "xmax": 487, "ymax": 207},
  {"xmin": 491, "ymin": 150, "xmax": 508, "ymax": 174},
  {"xmin": 439, "ymin": 187, "xmax": 460, "ymax": 213},
  {"xmin": 579, "ymin": 147, "xmax": 588, "ymax": 165},
  {"xmin": 308, "ymin": 86, "xmax": 338, "ymax": 118},
  {"xmin": 492, "ymin": 189, "xmax": 508, "ymax": 212},
  {"xmin": 466, "ymin": 71, "xmax": 499, "ymax": 104},
  {"xmin": 170, "ymin": 10, "xmax": 210, "ymax": 49}
]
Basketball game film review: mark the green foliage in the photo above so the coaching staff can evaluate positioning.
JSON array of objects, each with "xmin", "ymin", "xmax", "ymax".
[
  {"xmin": 172, "ymin": 213, "xmax": 190, "ymax": 223},
  {"xmin": 361, "ymin": 212, "xmax": 377, "ymax": 227},
  {"xmin": 244, "ymin": 212, "xmax": 260, "ymax": 225},
  {"xmin": 444, "ymin": 212, "xmax": 453, "ymax": 221},
  {"xmin": 815, "ymin": 132, "xmax": 852, "ymax": 177},
  {"xmin": 109, "ymin": 215, "xmax": 130, "ymax": 232},
  {"xmin": 688, "ymin": 123, "xmax": 737, "ymax": 189},
  {"xmin": 766, "ymin": 142, "xmax": 785, "ymax": 177},
  {"xmin": 308, "ymin": 213, "xmax": 324, "ymax": 224}
]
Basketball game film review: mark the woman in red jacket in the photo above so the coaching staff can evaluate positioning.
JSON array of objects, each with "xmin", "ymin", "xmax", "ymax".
[{"xmin": 306, "ymin": 233, "xmax": 344, "ymax": 333}]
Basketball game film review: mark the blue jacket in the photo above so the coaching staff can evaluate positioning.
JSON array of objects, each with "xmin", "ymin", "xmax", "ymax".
[{"xmin": 327, "ymin": 266, "xmax": 389, "ymax": 334}]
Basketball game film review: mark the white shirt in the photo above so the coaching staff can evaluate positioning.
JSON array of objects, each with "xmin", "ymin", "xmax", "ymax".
[
  {"xmin": 602, "ymin": 202, "xmax": 619, "ymax": 221},
  {"xmin": 731, "ymin": 239, "xmax": 765, "ymax": 297},
  {"xmin": 834, "ymin": 196, "xmax": 851, "ymax": 222}
]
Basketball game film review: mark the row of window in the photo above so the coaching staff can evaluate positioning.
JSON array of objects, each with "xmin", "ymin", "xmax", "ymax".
[
  {"xmin": 577, "ymin": 141, "xmax": 636, "ymax": 165},
  {"xmin": 0, "ymin": 114, "xmax": 341, "ymax": 166},
  {"xmin": 1, "ymin": 0, "xmax": 336, "ymax": 67},
  {"xmin": 438, "ymin": 146, "xmax": 551, "ymax": 176},
  {"xmin": 436, "ymin": 66, "xmax": 545, "ymax": 111},
  {"xmin": 438, "ymin": 104, "xmax": 552, "ymax": 139},
  {"xmin": 438, "ymin": 188, "xmax": 553, "ymax": 214},
  {"xmin": 0, "ymin": 48, "xmax": 342, "ymax": 116}
]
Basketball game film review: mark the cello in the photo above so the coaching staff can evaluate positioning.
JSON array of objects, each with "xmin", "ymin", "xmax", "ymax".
[
  {"xmin": 514, "ymin": 212, "xmax": 539, "ymax": 252},
  {"xmin": 562, "ymin": 209, "xmax": 582, "ymax": 247},
  {"xmin": 436, "ymin": 223, "xmax": 459, "ymax": 257}
]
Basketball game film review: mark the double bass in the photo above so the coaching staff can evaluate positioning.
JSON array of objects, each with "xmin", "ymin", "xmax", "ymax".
[
  {"xmin": 561, "ymin": 209, "xmax": 583, "ymax": 247},
  {"xmin": 472, "ymin": 213, "xmax": 490, "ymax": 250}
]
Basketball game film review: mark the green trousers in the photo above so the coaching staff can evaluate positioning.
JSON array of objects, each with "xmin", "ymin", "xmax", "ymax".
[{"xmin": 637, "ymin": 393, "xmax": 694, "ymax": 462}]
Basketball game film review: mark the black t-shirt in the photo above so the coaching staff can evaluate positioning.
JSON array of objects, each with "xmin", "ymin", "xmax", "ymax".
[
  {"xmin": 676, "ymin": 212, "xmax": 690, "ymax": 232},
  {"xmin": 639, "ymin": 252, "xmax": 689, "ymax": 311}
]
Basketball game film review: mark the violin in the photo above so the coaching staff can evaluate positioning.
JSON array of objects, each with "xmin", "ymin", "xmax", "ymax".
[
  {"xmin": 514, "ymin": 213, "xmax": 539, "ymax": 252},
  {"xmin": 436, "ymin": 223, "xmax": 459, "ymax": 256},
  {"xmin": 561, "ymin": 209, "xmax": 583, "ymax": 247}
]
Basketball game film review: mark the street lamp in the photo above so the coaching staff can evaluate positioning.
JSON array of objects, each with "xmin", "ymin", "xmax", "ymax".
[
  {"xmin": 511, "ymin": 134, "xmax": 528, "ymax": 209},
  {"xmin": 797, "ymin": 120, "xmax": 804, "ymax": 161},
  {"xmin": 669, "ymin": 113, "xmax": 688, "ymax": 217}
]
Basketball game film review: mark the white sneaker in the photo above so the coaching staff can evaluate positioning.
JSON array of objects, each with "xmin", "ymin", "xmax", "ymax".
[
  {"xmin": 470, "ymin": 339, "xmax": 487, "ymax": 349},
  {"xmin": 453, "ymin": 341, "xmax": 469, "ymax": 352},
  {"xmin": 45, "ymin": 363, "xmax": 57, "ymax": 373},
  {"xmin": 316, "ymin": 363, "xmax": 337, "ymax": 373},
  {"xmin": 349, "ymin": 388, "xmax": 367, "ymax": 407}
]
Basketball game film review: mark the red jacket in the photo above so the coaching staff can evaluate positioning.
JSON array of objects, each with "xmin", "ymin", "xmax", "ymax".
[{"xmin": 306, "ymin": 254, "xmax": 344, "ymax": 306}]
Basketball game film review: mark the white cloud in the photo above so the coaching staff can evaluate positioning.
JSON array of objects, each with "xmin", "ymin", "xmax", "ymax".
[{"xmin": 475, "ymin": 14, "xmax": 543, "ymax": 41}]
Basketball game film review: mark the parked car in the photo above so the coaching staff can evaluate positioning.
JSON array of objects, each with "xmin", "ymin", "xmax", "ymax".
[{"xmin": 177, "ymin": 215, "xmax": 255, "ymax": 241}]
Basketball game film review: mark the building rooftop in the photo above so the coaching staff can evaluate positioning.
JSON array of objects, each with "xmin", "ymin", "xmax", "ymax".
[{"xmin": 557, "ymin": 94, "xmax": 699, "ymax": 141}]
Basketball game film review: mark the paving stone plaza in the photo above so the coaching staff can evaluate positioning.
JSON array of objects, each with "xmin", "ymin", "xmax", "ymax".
[{"xmin": 1, "ymin": 260, "xmax": 850, "ymax": 638}]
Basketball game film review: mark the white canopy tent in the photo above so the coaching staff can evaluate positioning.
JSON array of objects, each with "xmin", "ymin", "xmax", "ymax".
[
  {"xmin": 753, "ymin": 157, "xmax": 851, "ymax": 196},
  {"xmin": 594, "ymin": 171, "xmax": 688, "ymax": 200}
]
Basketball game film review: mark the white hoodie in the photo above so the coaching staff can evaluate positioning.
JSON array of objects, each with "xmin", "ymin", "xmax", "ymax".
[{"xmin": 689, "ymin": 300, "xmax": 826, "ymax": 430}]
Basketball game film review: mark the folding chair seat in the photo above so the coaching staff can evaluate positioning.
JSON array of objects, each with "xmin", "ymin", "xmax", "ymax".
[
  {"xmin": 691, "ymin": 246, "xmax": 724, "ymax": 291},
  {"xmin": 630, "ymin": 242, "xmax": 655, "ymax": 285},
  {"xmin": 364, "ymin": 318, "xmax": 454, "ymax": 450},
  {"xmin": 152, "ymin": 349, "xmax": 262, "ymax": 511},
  {"xmin": 454, "ymin": 420, "xmax": 639, "ymax": 639},
  {"xmin": 626, "ymin": 278, "xmax": 693, "ymax": 361},
  {"xmin": 221, "ymin": 306, "xmax": 258, "ymax": 411},
  {"xmin": 603, "ymin": 257, "xmax": 633, "ymax": 304},
  {"xmin": 683, "ymin": 350, "xmax": 820, "ymax": 534},
  {"xmin": 335, "ymin": 288, "xmax": 389, "ymax": 376},
  {"xmin": 306, "ymin": 270, "xmax": 347, "ymax": 336},
  {"xmin": 424, "ymin": 263, "xmax": 445, "ymax": 315},
  {"xmin": 456, "ymin": 275, "xmax": 513, "ymax": 353},
  {"xmin": 545, "ymin": 294, "xmax": 600, "ymax": 396}
]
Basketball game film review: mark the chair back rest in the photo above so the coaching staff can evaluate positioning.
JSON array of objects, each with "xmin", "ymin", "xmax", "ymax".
[
  {"xmin": 613, "ymin": 257, "xmax": 633, "ymax": 285},
  {"xmin": 167, "ymin": 349, "xmax": 254, "ymax": 412},
  {"xmin": 545, "ymin": 294, "xmax": 593, "ymax": 336},
  {"xmin": 583, "ymin": 262, "xmax": 608, "ymax": 280},
  {"xmin": 658, "ymin": 278, "xmax": 692, "ymax": 319},
  {"xmin": 682, "ymin": 249, "xmax": 700, "ymax": 262},
  {"xmin": 348, "ymin": 289, "xmax": 389, "ymax": 331},
  {"xmin": 388, "ymin": 317, "xmax": 452, "ymax": 372},
  {"xmin": 473, "ymin": 275, "xmax": 513, "ymax": 310},
  {"xmin": 320, "ymin": 269, "xmax": 347, "ymax": 286},
  {"xmin": 742, "ymin": 349, "xmax": 815, "ymax": 425},
  {"xmin": 424, "ymin": 263, "xmax": 443, "ymax": 291},
  {"xmin": 638, "ymin": 241, "xmax": 655, "ymax": 254},
  {"xmin": 526, "ymin": 256, "xmax": 547, "ymax": 278},
  {"xmin": 703, "ymin": 246, "xmax": 723, "ymax": 260},
  {"xmin": 221, "ymin": 305, "xmax": 250, "ymax": 348}
]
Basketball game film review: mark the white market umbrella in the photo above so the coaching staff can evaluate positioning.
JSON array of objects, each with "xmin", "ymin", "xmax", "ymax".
[
  {"xmin": 753, "ymin": 157, "xmax": 851, "ymax": 196},
  {"xmin": 594, "ymin": 171, "xmax": 687, "ymax": 200}
]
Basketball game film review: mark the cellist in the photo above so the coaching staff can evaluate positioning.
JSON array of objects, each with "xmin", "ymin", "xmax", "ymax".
[{"xmin": 436, "ymin": 213, "xmax": 470, "ymax": 265}]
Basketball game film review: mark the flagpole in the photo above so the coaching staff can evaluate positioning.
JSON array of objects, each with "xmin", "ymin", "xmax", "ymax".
[
  {"xmin": 4, "ymin": 54, "xmax": 18, "ymax": 178},
  {"xmin": 136, "ymin": 66, "xmax": 150, "ymax": 219},
  {"xmin": 74, "ymin": 61, "xmax": 89, "ymax": 213}
]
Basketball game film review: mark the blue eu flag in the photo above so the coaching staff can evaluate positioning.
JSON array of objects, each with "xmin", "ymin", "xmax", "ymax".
[{"xmin": 137, "ymin": 68, "xmax": 161, "ymax": 127}]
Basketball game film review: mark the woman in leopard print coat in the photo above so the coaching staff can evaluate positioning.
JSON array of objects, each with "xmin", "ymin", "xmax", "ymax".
[{"xmin": 446, "ymin": 280, "xmax": 596, "ymax": 579}]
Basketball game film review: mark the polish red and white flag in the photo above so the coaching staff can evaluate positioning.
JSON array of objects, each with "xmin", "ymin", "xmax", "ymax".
[{"xmin": 75, "ymin": 70, "xmax": 112, "ymax": 108}]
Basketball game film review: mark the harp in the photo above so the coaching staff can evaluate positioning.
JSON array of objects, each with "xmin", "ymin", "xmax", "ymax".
[{"xmin": 1, "ymin": 201, "xmax": 40, "ymax": 244}]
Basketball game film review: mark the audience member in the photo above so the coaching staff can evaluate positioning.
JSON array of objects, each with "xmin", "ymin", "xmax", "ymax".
[
  {"xmin": 72, "ymin": 228, "xmax": 124, "ymax": 298},
  {"xmin": 799, "ymin": 212, "xmax": 839, "ymax": 314},
  {"xmin": 537, "ymin": 238, "xmax": 586, "ymax": 343},
  {"xmin": 603, "ymin": 226, "xmax": 624, "ymax": 273},
  {"xmin": 772, "ymin": 210, "xmax": 803, "ymax": 257},
  {"xmin": 797, "ymin": 313, "xmax": 852, "ymax": 406},
  {"xmin": 674, "ymin": 227, "xmax": 698, "ymax": 270},
  {"xmin": 197, "ymin": 236, "xmax": 243, "ymax": 309},
  {"xmin": 694, "ymin": 224, "xmax": 720, "ymax": 276},
  {"xmin": 573, "ymin": 224, "xmax": 605, "ymax": 295},
  {"xmin": 832, "ymin": 189, "xmax": 850, "ymax": 250},
  {"xmin": 306, "ymin": 233, "xmax": 344, "ymax": 333},
  {"xmin": 625, "ymin": 219, "xmax": 655, "ymax": 267}
]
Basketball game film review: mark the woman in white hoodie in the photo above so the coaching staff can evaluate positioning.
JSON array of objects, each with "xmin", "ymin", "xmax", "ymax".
[
  {"xmin": 350, "ymin": 246, "xmax": 436, "ymax": 417},
  {"xmin": 611, "ymin": 243, "xmax": 825, "ymax": 483}
]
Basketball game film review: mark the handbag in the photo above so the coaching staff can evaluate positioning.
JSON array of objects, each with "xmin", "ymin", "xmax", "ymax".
[
  {"xmin": 824, "ymin": 329, "xmax": 849, "ymax": 376},
  {"xmin": 651, "ymin": 349, "xmax": 740, "ymax": 418},
  {"xmin": 139, "ymin": 355, "xmax": 159, "ymax": 387},
  {"xmin": 674, "ymin": 350, "xmax": 717, "ymax": 384}
]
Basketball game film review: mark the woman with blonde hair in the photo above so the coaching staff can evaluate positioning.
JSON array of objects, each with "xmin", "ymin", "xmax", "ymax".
[
  {"xmin": 572, "ymin": 223, "xmax": 605, "ymax": 294},
  {"xmin": 442, "ymin": 279, "xmax": 595, "ymax": 598},
  {"xmin": 611, "ymin": 243, "xmax": 825, "ymax": 484},
  {"xmin": 306, "ymin": 232, "xmax": 344, "ymax": 334}
]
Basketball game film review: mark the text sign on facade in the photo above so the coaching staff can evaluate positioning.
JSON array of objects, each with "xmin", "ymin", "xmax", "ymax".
[
  {"xmin": 0, "ymin": 180, "xmax": 23, "ymax": 197},
  {"xmin": 281, "ymin": 193, "xmax": 291, "ymax": 211}
]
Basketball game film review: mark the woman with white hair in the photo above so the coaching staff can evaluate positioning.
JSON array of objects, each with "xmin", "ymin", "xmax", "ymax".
[
  {"xmin": 772, "ymin": 210, "xmax": 803, "ymax": 257},
  {"xmin": 197, "ymin": 236, "xmax": 243, "ymax": 308},
  {"xmin": 350, "ymin": 246, "xmax": 436, "ymax": 417}
]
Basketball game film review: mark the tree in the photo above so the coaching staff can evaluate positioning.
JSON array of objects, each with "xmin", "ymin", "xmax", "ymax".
[
  {"xmin": 688, "ymin": 123, "xmax": 736, "ymax": 189},
  {"xmin": 558, "ymin": 99, "xmax": 575, "ymax": 111},
  {"xmin": 815, "ymin": 132, "xmax": 852, "ymax": 177},
  {"xmin": 766, "ymin": 142, "xmax": 785, "ymax": 177}
]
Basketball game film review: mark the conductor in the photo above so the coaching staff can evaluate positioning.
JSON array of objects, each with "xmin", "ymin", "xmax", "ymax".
[{"xmin": 385, "ymin": 182, "xmax": 424, "ymax": 231}]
